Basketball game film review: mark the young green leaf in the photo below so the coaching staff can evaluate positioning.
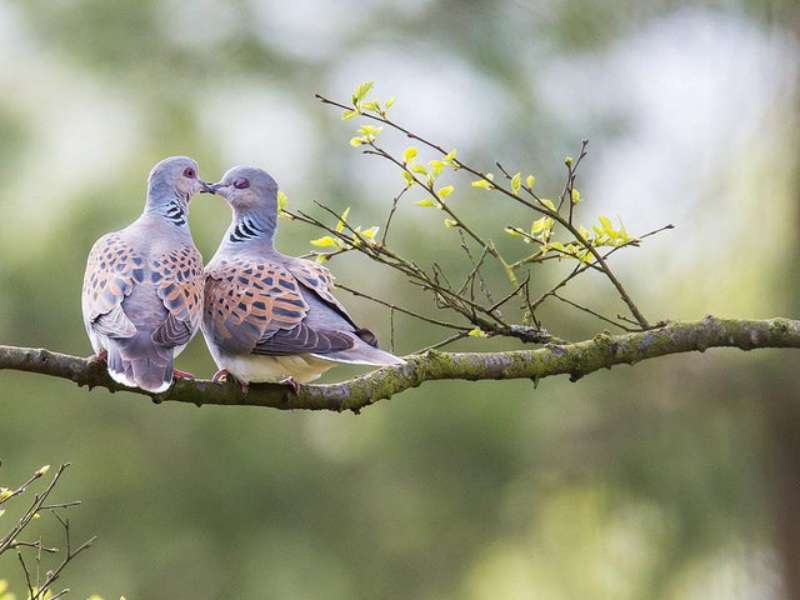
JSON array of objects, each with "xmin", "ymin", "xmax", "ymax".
[
  {"xmin": 471, "ymin": 174, "xmax": 494, "ymax": 190},
  {"xmin": 335, "ymin": 207, "xmax": 351, "ymax": 233},
  {"xmin": 540, "ymin": 198, "xmax": 557, "ymax": 212},
  {"xmin": 310, "ymin": 236, "xmax": 339, "ymax": 248},
  {"xmin": 277, "ymin": 190, "xmax": 288, "ymax": 212},
  {"xmin": 437, "ymin": 185, "xmax": 455, "ymax": 198},
  {"xmin": 467, "ymin": 327, "xmax": 489, "ymax": 338},
  {"xmin": 403, "ymin": 146, "xmax": 418, "ymax": 164},
  {"xmin": 415, "ymin": 198, "xmax": 437, "ymax": 208},
  {"xmin": 511, "ymin": 172, "xmax": 521, "ymax": 195},
  {"xmin": 353, "ymin": 81, "xmax": 374, "ymax": 103},
  {"xmin": 571, "ymin": 188, "xmax": 582, "ymax": 204},
  {"xmin": 526, "ymin": 175, "xmax": 536, "ymax": 189}
]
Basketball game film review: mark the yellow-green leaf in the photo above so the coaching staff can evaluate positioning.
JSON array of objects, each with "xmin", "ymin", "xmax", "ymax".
[
  {"xmin": 468, "ymin": 327, "xmax": 489, "ymax": 338},
  {"xmin": 429, "ymin": 160, "xmax": 444, "ymax": 177},
  {"xmin": 353, "ymin": 81, "xmax": 374, "ymax": 103},
  {"xmin": 599, "ymin": 215, "xmax": 615, "ymax": 237},
  {"xmin": 471, "ymin": 178, "xmax": 494, "ymax": 190},
  {"xmin": 335, "ymin": 207, "xmax": 351, "ymax": 233},
  {"xmin": 362, "ymin": 100, "xmax": 380, "ymax": 111},
  {"xmin": 310, "ymin": 236, "xmax": 339, "ymax": 248},
  {"xmin": 402, "ymin": 171, "xmax": 415, "ymax": 186},
  {"xmin": 571, "ymin": 188, "xmax": 582, "ymax": 204},
  {"xmin": 437, "ymin": 185, "xmax": 455, "ymax": 198},
  {"xmin": 531, "ymin": 216, "xmax": 549, "ymax": 235},
  {"xmin": 357, "ymin": 124, "xmax": 383, "ymax": 136},
  {"xmin": 349, "ymin": 136, "xmax": 364, "ymax": 147},
  {"xmin": 444, "ymin": 148, "xmax": 457, "ymax": 162},
  {"xmin": 540, "ymin": 198, "xmax": 557, "ymax": 212},
  {"xmin": 341, "ymin": 109, "xmax": 359, "ymax": 121},
  {"xmin": 385, "ymin": 97, "xmax": 395, "ymax": 109},
  {"xmin": 361, "ymin": 225, "xmax": 379, "ymax": 240},
  {"xmin": 504, "ymin": 226, "xmax": 522, "ymax": 237},
  {"xmin": 403, "ymin": 146, "xmax": 418, "ymax": 164},
  {"xmin": 444, "ymin": 218, "xmax": 458, "ymax": 228},
  {"xmin": 416, "ymin": 198, "xmax": 436, "ymax": 208},
  {"xmin": 315, "ymin": 254, "xmax": 328, "ymax": 263},
  {"xmin": 511, "ymin": 172, "xmax": 521, "ymax": 195},
  {"xmin": 526, "ymin": 175, "xmax": 536, "ymax": 189},
  {"xmin": 277, "ymin": 190, "xmax": 288, "ymax": 212},
  {"xmin": 411, "ymin": 164, "xmax": 428, "ymax": 175}
]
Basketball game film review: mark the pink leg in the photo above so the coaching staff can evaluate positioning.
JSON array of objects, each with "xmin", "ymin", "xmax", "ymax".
[
  {"xmin": 213, "ymin": 369, "xmax": 249, "ymax": 395},
  {"xmin": 88, "ymin": 349, "xmax": 107, "ymax": 363},
  {"xmin": 285, "ymin": 377, "xmax": 300, "ymax": 395},
  {"xmin": 173, "ymin": 368, "xmax": 195, "ymax": 380}
]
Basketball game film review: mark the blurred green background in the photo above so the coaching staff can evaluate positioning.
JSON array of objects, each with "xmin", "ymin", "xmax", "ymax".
[{"xmin": 1, "ymin": 0, "xmax": 799, "ymax": 598}]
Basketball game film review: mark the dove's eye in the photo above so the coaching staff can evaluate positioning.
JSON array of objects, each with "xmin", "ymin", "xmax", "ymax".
[
  {"xmin": 234, "ymin": 178, "xmax": 250, "ymax": 190},
  {"xmin": 183, "ymin": 168, "xmax": 196, "ymax": 179}
]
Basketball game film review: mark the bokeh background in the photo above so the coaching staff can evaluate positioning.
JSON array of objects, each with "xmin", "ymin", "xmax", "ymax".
[{"xmin": 1, "ymin": 0, "xmax": 799, "ymax": 598}]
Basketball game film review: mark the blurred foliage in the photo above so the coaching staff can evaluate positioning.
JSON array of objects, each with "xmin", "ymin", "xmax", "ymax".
[{"xmin": 1, "ymin": 0, "xmax": 799, "ymax": 598}]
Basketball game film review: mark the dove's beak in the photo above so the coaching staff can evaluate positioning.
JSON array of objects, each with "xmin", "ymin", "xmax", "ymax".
[
  {"xmin": 207, "ymin": 181, "xmax": 229, "ymax": 196},
  {"xmin": 199, "ymin": 180, "xmax": 215, "ymax": 194}
]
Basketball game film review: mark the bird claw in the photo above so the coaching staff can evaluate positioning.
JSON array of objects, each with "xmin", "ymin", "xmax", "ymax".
[
  {"xmin": 88, "ymin": 350, "xmax": 107, "ymax": 364},
  {"xmin": 173, "ymin": 368, "xmax": 195, "ymax": 380},
  {"xmin": 212, "ymin": 369, "xmax": 248, "ymax": 395},
  {"xmin": 284, "ymin": 377, "xmax": 300, "ymax": 395}
]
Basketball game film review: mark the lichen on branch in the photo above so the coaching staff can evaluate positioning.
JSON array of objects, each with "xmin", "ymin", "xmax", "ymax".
[{"xmin": 1, "ymin": 317, "xmax": 797, "ymax": 413}]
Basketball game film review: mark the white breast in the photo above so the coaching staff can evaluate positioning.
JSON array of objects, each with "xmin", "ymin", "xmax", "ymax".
[{"xmin": 216, "ymin": 352, "xmax": 336, "ymax": 384}]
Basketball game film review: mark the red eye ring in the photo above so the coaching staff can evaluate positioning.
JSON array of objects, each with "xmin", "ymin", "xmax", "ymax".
[
  {"xmin": 183, "ymin": 167, "xmax": 196, "ymax": 179},
  {"xmin": 233, "ymin": 178, "xmax": 250, "ymax": 190}
]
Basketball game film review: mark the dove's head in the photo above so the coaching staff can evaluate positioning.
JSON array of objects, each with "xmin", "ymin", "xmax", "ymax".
[
  {"xmin": 146, "ymin": 156, "xmax": 211, "ymax": 210},
  {"xmin": 210, "ymin": 166, "xmax": 279, "ymax": 212},
  {"xmin": 209, "ymin": 166, "xmax": 280, "ymax": 245}
]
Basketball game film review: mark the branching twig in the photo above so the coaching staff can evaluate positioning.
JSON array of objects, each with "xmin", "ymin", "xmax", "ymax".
[{"xmin": 1, "ymin": 317, "xmax": 797, "ymax": 412}]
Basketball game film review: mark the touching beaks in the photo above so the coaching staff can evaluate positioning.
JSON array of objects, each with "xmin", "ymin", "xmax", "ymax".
[{"xmin": 199, "ymin": 180, "xmax": 216, "ymax": 194}]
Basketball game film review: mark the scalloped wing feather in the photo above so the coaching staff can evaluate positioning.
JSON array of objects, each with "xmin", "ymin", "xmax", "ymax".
[
  {"xmin": 204, "ymin": 257, "xmax": 312, "ymax": 356},
  {"xmin": 151, "ymin": 245, "xmax": 204, "ymax": 346},
  {"xmin": 82, "ymin": 233, "xmax": 140, "ymax": 338}
]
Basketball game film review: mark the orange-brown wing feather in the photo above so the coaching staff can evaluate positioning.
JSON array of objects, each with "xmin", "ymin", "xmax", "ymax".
[
  {"xmin": 204, "ymin": 257, "xmax": 310, "ymax": 355},
  {"xmin": 286, "ymin": 258, "xmax": 379, "ymax": 347},
  {"xmin": 286, "ymin": 259, "xmax": 353, "ymax": 322},
  {"xmin": 82, "ymin": 233, "xmax": 141, "ymax": 337},
  {"xmin": 151, "ymin": 245, "xmax": 204, "ymax": 346}
]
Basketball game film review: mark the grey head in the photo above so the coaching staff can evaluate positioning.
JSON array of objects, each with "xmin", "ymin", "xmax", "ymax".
[
  {"xmin": 208, "ymin": 166, "xmax": 280, "ymax": 245},
  {"xmin": 145, "ymin": 156, "xmax": 211, "ymax": 227}
]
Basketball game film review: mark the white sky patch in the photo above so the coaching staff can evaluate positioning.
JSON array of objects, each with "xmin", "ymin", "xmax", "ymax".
[
  {"xmin": 0, "ymin": 3, "xmax": 144, "ymax": 234},
  {"xmin": 248, "ymin": 0, "xmax": 432, "ymax": 62},
  {"xmin": 535, "ymin": 8, "xmax": 799, "ymax": 315},
  {"xmin": 326, "ymin": 46, "xmax": 508, "ymax": 208},
  {"xmin": 156, "ymin": 0, "xmax": 240, "ymax": 50},
  {"xmin": 196, "ymin": 81, "xmax": 317, "ymax": 189}
]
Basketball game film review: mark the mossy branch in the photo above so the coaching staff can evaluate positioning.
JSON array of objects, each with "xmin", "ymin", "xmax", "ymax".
[{"xmin": 1, "ymin": 317, "xmax": 797, "ymax": 413}]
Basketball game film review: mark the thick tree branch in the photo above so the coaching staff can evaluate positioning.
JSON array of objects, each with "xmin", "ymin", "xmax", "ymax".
[{"xmin": 1, "ymin": 317, "xmax": 797, "ymax": 413}]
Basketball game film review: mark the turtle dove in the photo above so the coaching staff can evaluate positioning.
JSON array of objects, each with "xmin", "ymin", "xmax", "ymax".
[
  {"xmin": 81, "ymin": 156, "xmax": 209, "ymax": 393},
  {"xmin": 202, "ymin": 166, "xmax": 405, "ymax": 388}
]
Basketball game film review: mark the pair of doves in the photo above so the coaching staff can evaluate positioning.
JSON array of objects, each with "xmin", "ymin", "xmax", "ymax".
[{"xmin": 82, "ymin": 156, "xmax": 404, "ymax": 394}]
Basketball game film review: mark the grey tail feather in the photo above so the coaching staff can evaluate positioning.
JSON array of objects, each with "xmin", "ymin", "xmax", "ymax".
[
  {"xmin": 105, "ymin": 336, "xmax": 174, "ymax": 393},
  {"xmin": 314, "ymin": 337, "xmax": 406, "ymax": 367}
]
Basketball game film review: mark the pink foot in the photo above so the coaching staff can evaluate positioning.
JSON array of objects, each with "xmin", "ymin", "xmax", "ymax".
[
  {"xmin": 173, "ymin": 368, "xmax": 194, "ymax": 380},
  {"xmin": 88, "ymin": 349, "xmax": 107, "ymax": 363},
  {"xmin": 213, "ymin": 369, "xmax": 248, "ymax": 395},
  {"xmin": 285, "ymin": 377, "xmax": 300, "ymax": 395}
]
